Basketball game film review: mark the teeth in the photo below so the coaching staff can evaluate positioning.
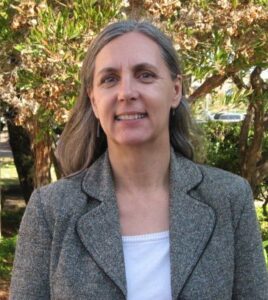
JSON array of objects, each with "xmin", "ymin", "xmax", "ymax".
[{"xmin": 116, "ymin": 113, "xmax": 146, "ymax": 121}]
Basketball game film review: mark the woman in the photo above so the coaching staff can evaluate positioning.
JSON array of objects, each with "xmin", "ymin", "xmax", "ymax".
[{"xmin": 10, "ymin": 20, "xmax": 268, "ymax": 299}]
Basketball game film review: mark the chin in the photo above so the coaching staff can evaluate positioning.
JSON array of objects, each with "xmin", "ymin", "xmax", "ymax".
[
  {"xmin": 108, "ymin": 129, "xmax": 167, "ymax": 148},
  {"xmin": 116, "ymin": 139, "xmax": 149, "ymax": 147},
  {"xmin": 113, "ymin": 134, "xmax": 158, "ymax": 148}
]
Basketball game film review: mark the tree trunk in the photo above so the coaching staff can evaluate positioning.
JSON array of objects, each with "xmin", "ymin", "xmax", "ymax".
[
  {"xmin": 239, "ymin": 67, "xmax": 266, "ymax": 193},
  {"xmin": 240, "ymin": 103, "xmax": 264, "ymax": 191},
  {"xmin": 32, "ymin": 123, "xmax": 52, "ymax": 187},
  {"xmin": 7, "ymin": 120, "xmax": 34, "ymax": 203}
]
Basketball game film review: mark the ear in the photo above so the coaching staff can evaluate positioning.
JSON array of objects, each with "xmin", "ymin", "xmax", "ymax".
[
  {"xmin": 87, "ymin": 88, "xmax": 99, "ymax": 119},
  {"xmin": 171, "ymin": 75, "xmax": 182, "ymax": 109}
]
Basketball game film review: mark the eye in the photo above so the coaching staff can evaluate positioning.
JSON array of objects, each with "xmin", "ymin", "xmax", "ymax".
[
  {"xmin": 100, "ymin": 74, "xmax": 118, "ymax": 86},
  {"xmin": 138, "ymin": 71, "xmax": 156, "ymax": 83}
]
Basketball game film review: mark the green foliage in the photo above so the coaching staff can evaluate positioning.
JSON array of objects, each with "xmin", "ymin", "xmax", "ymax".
[
  {"xmin": 0, "ymin": 208, "xmax": 24, "ymax": 279},
  {"xmin": 0, "ymin": 235, "xmax": 17, "ymax": 280},
  {"xmin": 202, "ymin": 120, "xmax": 268, "ymax": 191},
  {"xmin": 224, "ymin": 86, "xmax": 252, "ymax": 107},
  {"xmin": 1, "ymin": 0, "xmax": 124, "ymax": 141},
  {"xmin": 254, "ymin": 0, "xmax": 268, "ymax": 7},
  {"xmin": 17, "ymin": 69, "xmax": 44, "ymax": 90},
  {"xmin": 0, "ymin": 0, "xmax": 19, "ymax": 42},
  {"xmin": 1, "ymin": 0, "xmax": 267, "ymax": 189},
  {"xmin": 202, "ymin": 121, "xmax": 241, "ymax": 174},
  {"xmin": 256, "ymin": 207, "xmax": 268, "ymax": 267},
  {"xmin": 164, "ymin": 2, "xmax": 268, "ymax": 81},
  {"xmin": 257, "ymin": 207, "xmax": 268, "ymax": 241},
  {"xmin": 2, "ymin": 209, "xmax": 25, "ymax": 235}
]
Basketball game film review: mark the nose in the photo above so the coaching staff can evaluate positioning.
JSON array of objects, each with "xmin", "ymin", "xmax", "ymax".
[{"xmin": 117, "ymin": 75, "xmax": 138, "ymax": 101}]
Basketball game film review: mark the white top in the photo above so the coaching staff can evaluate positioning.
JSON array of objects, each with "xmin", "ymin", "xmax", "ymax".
[{"xmin": 122, "ymin": 231, "xmax": 172, "ymax": 300}]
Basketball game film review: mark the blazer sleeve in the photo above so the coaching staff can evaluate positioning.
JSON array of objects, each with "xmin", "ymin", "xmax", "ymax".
[
  {"xmin": 9, "ymin": 189, "xmax": 52, "ymax": 300},
  {"xmin": 232, "ymin": 180, "xmax": 268, "ymax": 299}
]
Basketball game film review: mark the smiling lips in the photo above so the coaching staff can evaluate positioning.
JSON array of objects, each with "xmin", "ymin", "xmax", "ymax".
[{"xmin": 115, "ymin": 113, "xmax": 147, "ymax": 121}]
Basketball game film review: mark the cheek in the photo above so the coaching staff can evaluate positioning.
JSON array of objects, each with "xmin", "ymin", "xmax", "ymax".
[
  {"xmin": 89, "ymin": 90, "xmax": 99, "ymax": 117},
  {"xmin": 90, "ymin": 91, "xmax": 104, "ymax": 115},
  {"xmin": 93, "ymin": 97, "xmax": 115, "ymax": 124},
  {"xmin": 149, "ymin": 90, "xmax": 173, "ymax": 111},
  {"xmin": 91, "ymin": 102, "xmax": 99, "ymax": 119}
]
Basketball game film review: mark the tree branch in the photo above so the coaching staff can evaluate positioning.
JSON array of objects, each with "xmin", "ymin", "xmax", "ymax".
[
  {"xmin": 232, "ymin": 74, "xmax": 249, "ymax": 90},
  {"xmin": 188, "ymin": 59, "xmax": 246, "ymax": 102},
  {"xmin": 250, "ymin": 66, "xmax": 264, "ymax": 91},
  {"xmin": 188, "ymin": 74, "xmax": 228, "ymax": 102}
]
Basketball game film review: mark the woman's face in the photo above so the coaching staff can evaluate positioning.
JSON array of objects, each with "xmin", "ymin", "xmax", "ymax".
[{"xmin": 90, "ymin": 32, "xmax": 181, "ymax": 149}]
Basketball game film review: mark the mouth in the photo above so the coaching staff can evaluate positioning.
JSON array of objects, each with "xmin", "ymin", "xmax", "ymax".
[{"xmin": 115, "ymin": 113, "xmax": 147, "ymax": 121}]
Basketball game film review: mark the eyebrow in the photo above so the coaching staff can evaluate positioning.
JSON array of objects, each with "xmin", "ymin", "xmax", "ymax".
[
  {"xmin": 133, "ymin": 63, "xmax": 158, "ymax": 72},
  {"xmin": 96, "ymin": 63, "xmax": 158, "ymax": 77}
]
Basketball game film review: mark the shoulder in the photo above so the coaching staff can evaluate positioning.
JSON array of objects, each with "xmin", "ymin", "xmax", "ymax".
[
  {"xmin": 38, "ymin": 171, "xmax": 86, "ymax": 202},
  {"xmin": 28, "ymin": 170, "xmax": 89, "ymax": 226},
  {"xmin": 173, "ymin": 151, "xmax": 251, "ymax": 200},
  {"xmin": 193, "ymin": 162, "xmax": 253, "ymax": 229},
  {"xmin": 197, "ymin": 163, "xmax": 250, "ymax": 194}
]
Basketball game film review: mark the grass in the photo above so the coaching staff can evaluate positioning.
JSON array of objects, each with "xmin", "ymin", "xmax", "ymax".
[
  {"xmin": 0, "ymin": 209, "xmax": 24, "ymax": 280},
  {"xmin": 0, "ymin": 158, "xmax": 20, "ymax": 188},
  {"xmin": 0, "ymin": 210, "xmax": 24, "ymax": 280},
  {"xmin": 0, "ymin": 236, "xmax": 17, "ymax": 280},
  {"xmin": 0, "ymin": 158, "xmax": 23, "ymax": 281},
  {"xmin": 0, "ymin": 158, "xmax": 57, "ymax": 187}
]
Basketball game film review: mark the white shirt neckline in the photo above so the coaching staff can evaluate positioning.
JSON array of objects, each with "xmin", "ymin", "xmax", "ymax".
[
  {"xmin": 122, "ymin": 230, "xmax": 169, "ymax": 242},
  {"xmin": 122, "ymin": 230, "xmax": 172, "ymax": 300}
]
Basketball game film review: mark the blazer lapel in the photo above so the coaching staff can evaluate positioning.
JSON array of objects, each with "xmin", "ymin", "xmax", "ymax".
[
  {"xmin": 76, "ymin": 150, "xmax": 216, "ymax": 299},
  {"xmin": 169, "ymin": 151, "xmax": 216, "ymax": 299},
  {"xmin": 76, "ymin": 153, "xmax": 127, "ymax": 297}
]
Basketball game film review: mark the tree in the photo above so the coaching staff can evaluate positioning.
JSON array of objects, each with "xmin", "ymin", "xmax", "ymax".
[
  {"xmin": 0, "ymin": 0, "xmax": 124, "ymax": 188},
  {"xmin": 138, "ymin": 0, "xmax": 268, "ymax": 194},
  {"xmin": 1, "ymin": 0, "xmax": 267, "ymax": 196}
]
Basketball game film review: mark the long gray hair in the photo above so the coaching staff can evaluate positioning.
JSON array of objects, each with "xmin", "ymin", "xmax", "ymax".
[{"xmin": 57, "ymin": 20, "xmax": 198, "ymax": 176}]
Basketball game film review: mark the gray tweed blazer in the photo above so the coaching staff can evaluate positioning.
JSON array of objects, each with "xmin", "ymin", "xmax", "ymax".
[{"xmin": 10, "ymin": 150, "xmax": 268, "ymax": 299}]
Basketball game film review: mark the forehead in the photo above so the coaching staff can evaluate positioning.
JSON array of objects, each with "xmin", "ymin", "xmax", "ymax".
[{"xmin": 94, "ymin": 32, "xmax": 165, "ymax": 70}]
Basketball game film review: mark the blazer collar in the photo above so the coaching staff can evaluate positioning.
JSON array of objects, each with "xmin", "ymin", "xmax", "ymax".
[
  {"xmin": 81, "ymin": 151, "xmax": 115, "ymax": 202},
  {"xmin": 77, "ymin": 149, "xmax": 216, "ymax": 299},
  {"xmin": 77, "ymin": 152, "xmax": 127, "ymax": 296},
  {"xmin": 81, "ymin": 148, "xmax": 202, "ymax": 199},
  {"xmin": 169, "ymin": 150, "xmax": 216, "ymax": 298}
]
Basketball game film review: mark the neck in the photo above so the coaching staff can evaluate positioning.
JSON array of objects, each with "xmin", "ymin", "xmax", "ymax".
[{"xmin": 108, "ymin": 142, "xmax": 171, "ymax": 193}]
